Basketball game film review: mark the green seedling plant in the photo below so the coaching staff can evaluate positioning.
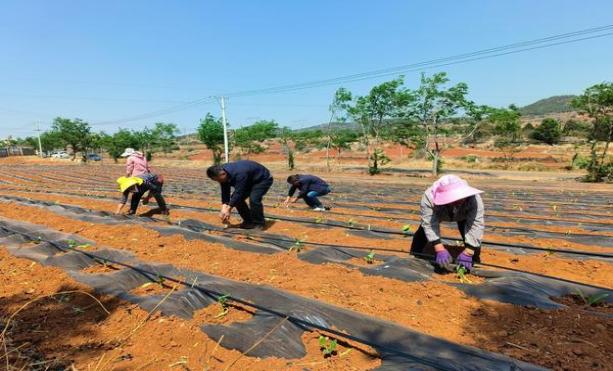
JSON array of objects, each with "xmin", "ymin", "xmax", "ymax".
[
  {"xmin": 215, "ymin": 294, "xmax": 230, "ymax": 318},
  {"xmin": 347, "ymin": 218, "xmax": 356, "ymax": 227},
  {"xmin": 402, "ymin": 225, "xmax": 411, "ymax": 236},
  {"xmin": 574, "ymin": 289, "xmax": 609, "ymax": 306},
  {"xmin": 318, "ymin": 335, "xmax": 338, "ymax": 357},
  {"xmin": 456, "ymin": 265, "xmax": 471, "ymax": 284},
  {"xmin": 364, "ymin": 250, "xmax": 375, "ymax": 264},
  {"xmin": 315, "ymin": 216, "xmax": 326, "ymax": 224},
  {"xmin": 289, "ymin": 239, "xmax": 304, "ymax": 253}
]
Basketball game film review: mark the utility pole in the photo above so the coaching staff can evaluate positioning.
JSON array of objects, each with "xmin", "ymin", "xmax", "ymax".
[
  {"xmin": 219, "ymin": 96, "xmax": 229, "ymax": 163},
  {"xmin": 35, "ymin": 123, "xmax": 43, "ymax": 157}
]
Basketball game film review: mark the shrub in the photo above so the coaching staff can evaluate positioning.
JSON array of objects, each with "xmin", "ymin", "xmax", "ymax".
[{"xmin": 531, "ymin": 118, "xmax": 561, "ymax": 145}]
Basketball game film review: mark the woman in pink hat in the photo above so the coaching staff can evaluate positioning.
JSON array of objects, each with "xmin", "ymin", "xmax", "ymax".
[{"xmin": 410, "ymin": 174, "xmax": 484, "ymax": 272}]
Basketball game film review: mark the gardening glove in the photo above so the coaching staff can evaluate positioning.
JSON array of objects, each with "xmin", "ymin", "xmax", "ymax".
[
  {"xmin": 456, "ymin": 252, "xmax": 473, "ymax": 271},
  {"xmin": 435, "ymin": 249, "xmax": 453, "ymax": 271}
]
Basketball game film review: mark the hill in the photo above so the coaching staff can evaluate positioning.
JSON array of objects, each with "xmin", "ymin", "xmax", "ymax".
[{"xmin": 519, "ymin": 95, "xmax": 576, "ymax": 116}]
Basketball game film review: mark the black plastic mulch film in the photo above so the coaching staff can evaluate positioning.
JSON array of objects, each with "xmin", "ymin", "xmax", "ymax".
[
  {"xmin": 0, "ymin": 216, "xmax": 545, "ymax": 370},
  {"xmin": 1, "ymin": 195, "xmax": 611, "ymax": 303},
  {"xmin": 0, "ymin": 195, "xmax": 611, "ymax": 370}
]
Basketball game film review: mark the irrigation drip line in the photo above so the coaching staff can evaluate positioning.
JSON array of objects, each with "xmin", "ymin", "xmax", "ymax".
[{"xmin": 9, "ymin": 229, "xmax": 449, "ymax": 370}]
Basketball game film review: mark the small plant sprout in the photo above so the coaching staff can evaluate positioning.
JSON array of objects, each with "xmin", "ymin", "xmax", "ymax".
[
  {"xmin": 456, "ymin": 265, "xmax": 471, "ymax": 284},
  {"xmin": 574, "ymin": 289, "xmax": 609, "ymax": 306},
  {"xmin": 315, "ymin": 216, "xmax": 325, "ymax": 224},
  {"xmin": 215, "ymin": 294, "xmax": 230, "ymax": 318},
  {"xmin": 289, "ymin": 239, "xmax": 304, "ymax": 253},
  {"xmin": 402, "ymin": 225, "xmax": 411, "ymax": 235},
  {"xmin": 66, "ymin": 240, "xmax": 78, "ymax": 248},
  {"xmin": 347, "ymin": 219, "xmax": 356, "ymax": 227},
  {"xmin": 318, "ymin": 335, "xmax": 338, "ymax": 357},
  {"xmin": 364, "ymin": 250, "xmax": 375, "ymax": 264}
]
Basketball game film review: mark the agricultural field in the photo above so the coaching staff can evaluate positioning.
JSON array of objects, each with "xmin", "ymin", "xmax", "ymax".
[{"xmin": 0, "ymin": 159, "xmax": 611, "ymax": 370}]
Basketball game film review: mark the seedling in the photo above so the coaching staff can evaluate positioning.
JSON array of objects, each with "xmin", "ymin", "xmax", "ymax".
[
  {"xmin": 574, "ymin": 289, "xmax": 609, "ymax": 306},
  {"xmin": 215, "ymin": 294, "xmax": 230, "ymax": 318},
  {"xmin": 456, "ymin": 265, "xmax": 471, "ymax": 284},
  {"xmin": 318, "ymin": 335, "xmax": 338, "ymax": 357},
  {"xmin": 289, "ymin": 239, "xmax": 304, "ymax": 252},
  {"xmin": 364, "ymin": 250, "xmax": 375, "ymax": 264},
  {"xmin": 402, "ymin": 225, "xmax": 411, "ymax": 235},
  {"xmin": 347, "ymin": 219, "xmax": 356, "ymax": 227},
  {"xmin": 66, "ymin": 240, "xmax": 78, "ymax": 248},
  {"xmin": 314, "ymin": 216, "xmax": 326, "ymax": 224}
]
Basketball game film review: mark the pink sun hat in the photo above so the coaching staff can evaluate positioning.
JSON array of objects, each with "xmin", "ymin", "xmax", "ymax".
[{"xmin": 430, "ymin": 175, "xmax": 484, "ymax": 206}]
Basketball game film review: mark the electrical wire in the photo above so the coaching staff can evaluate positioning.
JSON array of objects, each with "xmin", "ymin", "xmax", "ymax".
[{"xmin": 88, "ymin": 24, "xmax": 613, "ymax": 125}]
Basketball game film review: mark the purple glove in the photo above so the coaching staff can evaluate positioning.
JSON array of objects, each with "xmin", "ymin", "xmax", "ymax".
[
  {"xmin": 435, "ymin": 249, "xmax": 453, "ymax": 270},
  {"xmin": 456, "ymin": 252, "xmax": 473, "ymax": 271}
]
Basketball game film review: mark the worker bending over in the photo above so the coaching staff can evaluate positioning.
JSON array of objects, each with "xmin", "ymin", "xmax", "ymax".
[
  {"xmin": 206, "ymin": 160, "xmax": 273, "ymax": 230},
  {"xmin": 116, "ymin": 174, "xmax": 169, "ymax": 216},
  {"xmin": 410, "ymin": 175, "xmax": 484, "ymax": 272},
  {"xmin": 284, "ymin": 174, "xmax": 331, "ymax": 211}
]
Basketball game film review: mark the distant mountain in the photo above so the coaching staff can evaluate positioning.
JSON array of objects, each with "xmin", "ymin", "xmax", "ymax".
[
  {"xmin": 295, "ymin": 122, "xmax": 360, "ymax": 132},
  {"xmin": 519, "ymin": 95, "xmax": 576, "ymax": 116}
]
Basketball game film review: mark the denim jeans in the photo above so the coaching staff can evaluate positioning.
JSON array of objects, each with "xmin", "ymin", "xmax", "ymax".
[
  {"xmin": 234, "ymin": 177, "xmax": 273, "ymax": 226},
  {"xmin": 303, "ymin": 187, "xmax": 331, "ymax": 208}
]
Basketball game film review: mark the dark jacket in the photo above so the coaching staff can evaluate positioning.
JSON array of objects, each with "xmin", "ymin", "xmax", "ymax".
[
  {"xmin": 221, "ymin": 160, "xmax": 273, "ymax": 207},
  {"xmin": 288, "ymin": 175, "xmax": 330, "ymax": 199}
]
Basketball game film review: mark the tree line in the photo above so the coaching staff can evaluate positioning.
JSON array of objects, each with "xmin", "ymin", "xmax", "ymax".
[
  {"xmin": 12, "ymin": 119, "xmax": 179, "ymax": 162},
  {"xmin": 197, "ymin": 73, "xmax": 611, "ymax": 181},
  {"xmin": 7, "ymin": 72, "xmax": 611, "ymax": 181}
]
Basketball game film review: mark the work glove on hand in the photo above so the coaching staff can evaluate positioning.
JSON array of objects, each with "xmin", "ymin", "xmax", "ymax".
[
  {"xmin": 456, "ymin": 252, "xmax": 473, "ymax": 271},
  {"xmin": 435, "ymin": 249, "xmax": 453, "ymax": 271}
]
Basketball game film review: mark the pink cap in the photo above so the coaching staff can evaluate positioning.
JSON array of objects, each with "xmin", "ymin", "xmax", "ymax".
[{"xmin": 430, "ymin": 175, "xmax": 483, "ymax": 206}]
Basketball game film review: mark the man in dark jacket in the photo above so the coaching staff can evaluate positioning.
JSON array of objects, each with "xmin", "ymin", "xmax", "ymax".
[
  {"xmin": 283, "ymin": 174, "xmax": 331, "ymax": 211},
  {"xmin": 206, "ymin": 160, "xmax": 274, "ymax": 229}
]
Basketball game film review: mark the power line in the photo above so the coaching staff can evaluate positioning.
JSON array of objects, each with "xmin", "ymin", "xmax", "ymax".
[{"xmin": 91, "ymin": 24, "xmax": 613, "ymax": 126}]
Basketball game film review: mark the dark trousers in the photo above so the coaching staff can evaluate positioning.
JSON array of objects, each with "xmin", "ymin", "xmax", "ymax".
[
  {"xmin": 235, "ymin": 177, "xmax": 273, "ymax": 226},
  {"xmin": 303, "ymin": 187, "xmax": 331, "ymax": 208},
  {"xmin": 410, "ymin": 222, "xmax": 481, "ymax": 263},
  {"xmin": 129, "ymin": 182, "xmax": 167, "ymax": 214}
]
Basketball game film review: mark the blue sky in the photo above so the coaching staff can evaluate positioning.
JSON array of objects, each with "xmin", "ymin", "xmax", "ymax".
[{"xmin": 1, "ymin": 0, "xmax": 612, "ymax": 138}]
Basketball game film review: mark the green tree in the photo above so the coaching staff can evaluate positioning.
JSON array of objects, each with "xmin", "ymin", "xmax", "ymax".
[
  {"xmin": 462, "ymin": 104, "xmax": 493, "ymax": 146},
  {"xmin": 531, "ymin": 118, "xmax": 561, "ymax": 145},
  {"xmin": 326, "ymin": 88, "xmax": 353, "ymax": 171},
  {"xmin": 152, "ymin": 122, "xmax": 179, "ymax": 153},
  {"xmin": 51, "ymin": 117, "xmax": 92, "ymax": 160},
  {"xmin": 197, "ymin": 113, "xmax": 226, "ymax": 165},
  {"xmin": 279, "ymin": 127, "xmax": 295, "ymax": 170},
  {"xmin": 102, "ymin": 129, "xmax": 139, "ymax": 162},
  {"xmin": 234, "ymin": 120, "xmax": 279, "ymax": 156},
  {"xmin": 346, "ymin": 77, "xmax": 413, "ymax": 175},
  {"xmin": 572, "ymin": 82, "xmax": 613, "ymax": 182},
  {"xmin": 39, "ymin": 131, "xmax": 63, "ymax": 153},
  {"xmin": 132, "ymin": 127, "xmax": 155, "ymax": 161},
  {"xmin": 490, "ymin": 105, "xmax": 522, "ymax": 168},
  {"xmin": 329, "ymin": 128, "xmax": 358, "ymax": 164},
  {"xmin": 405, "ymin": 72, "xmax": 470, "ymax": 176}
]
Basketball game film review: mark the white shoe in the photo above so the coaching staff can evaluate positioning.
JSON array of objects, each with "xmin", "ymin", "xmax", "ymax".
[{"xmin": 313, "ymin": 207, "xmax": 327, "ymax": 212}]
